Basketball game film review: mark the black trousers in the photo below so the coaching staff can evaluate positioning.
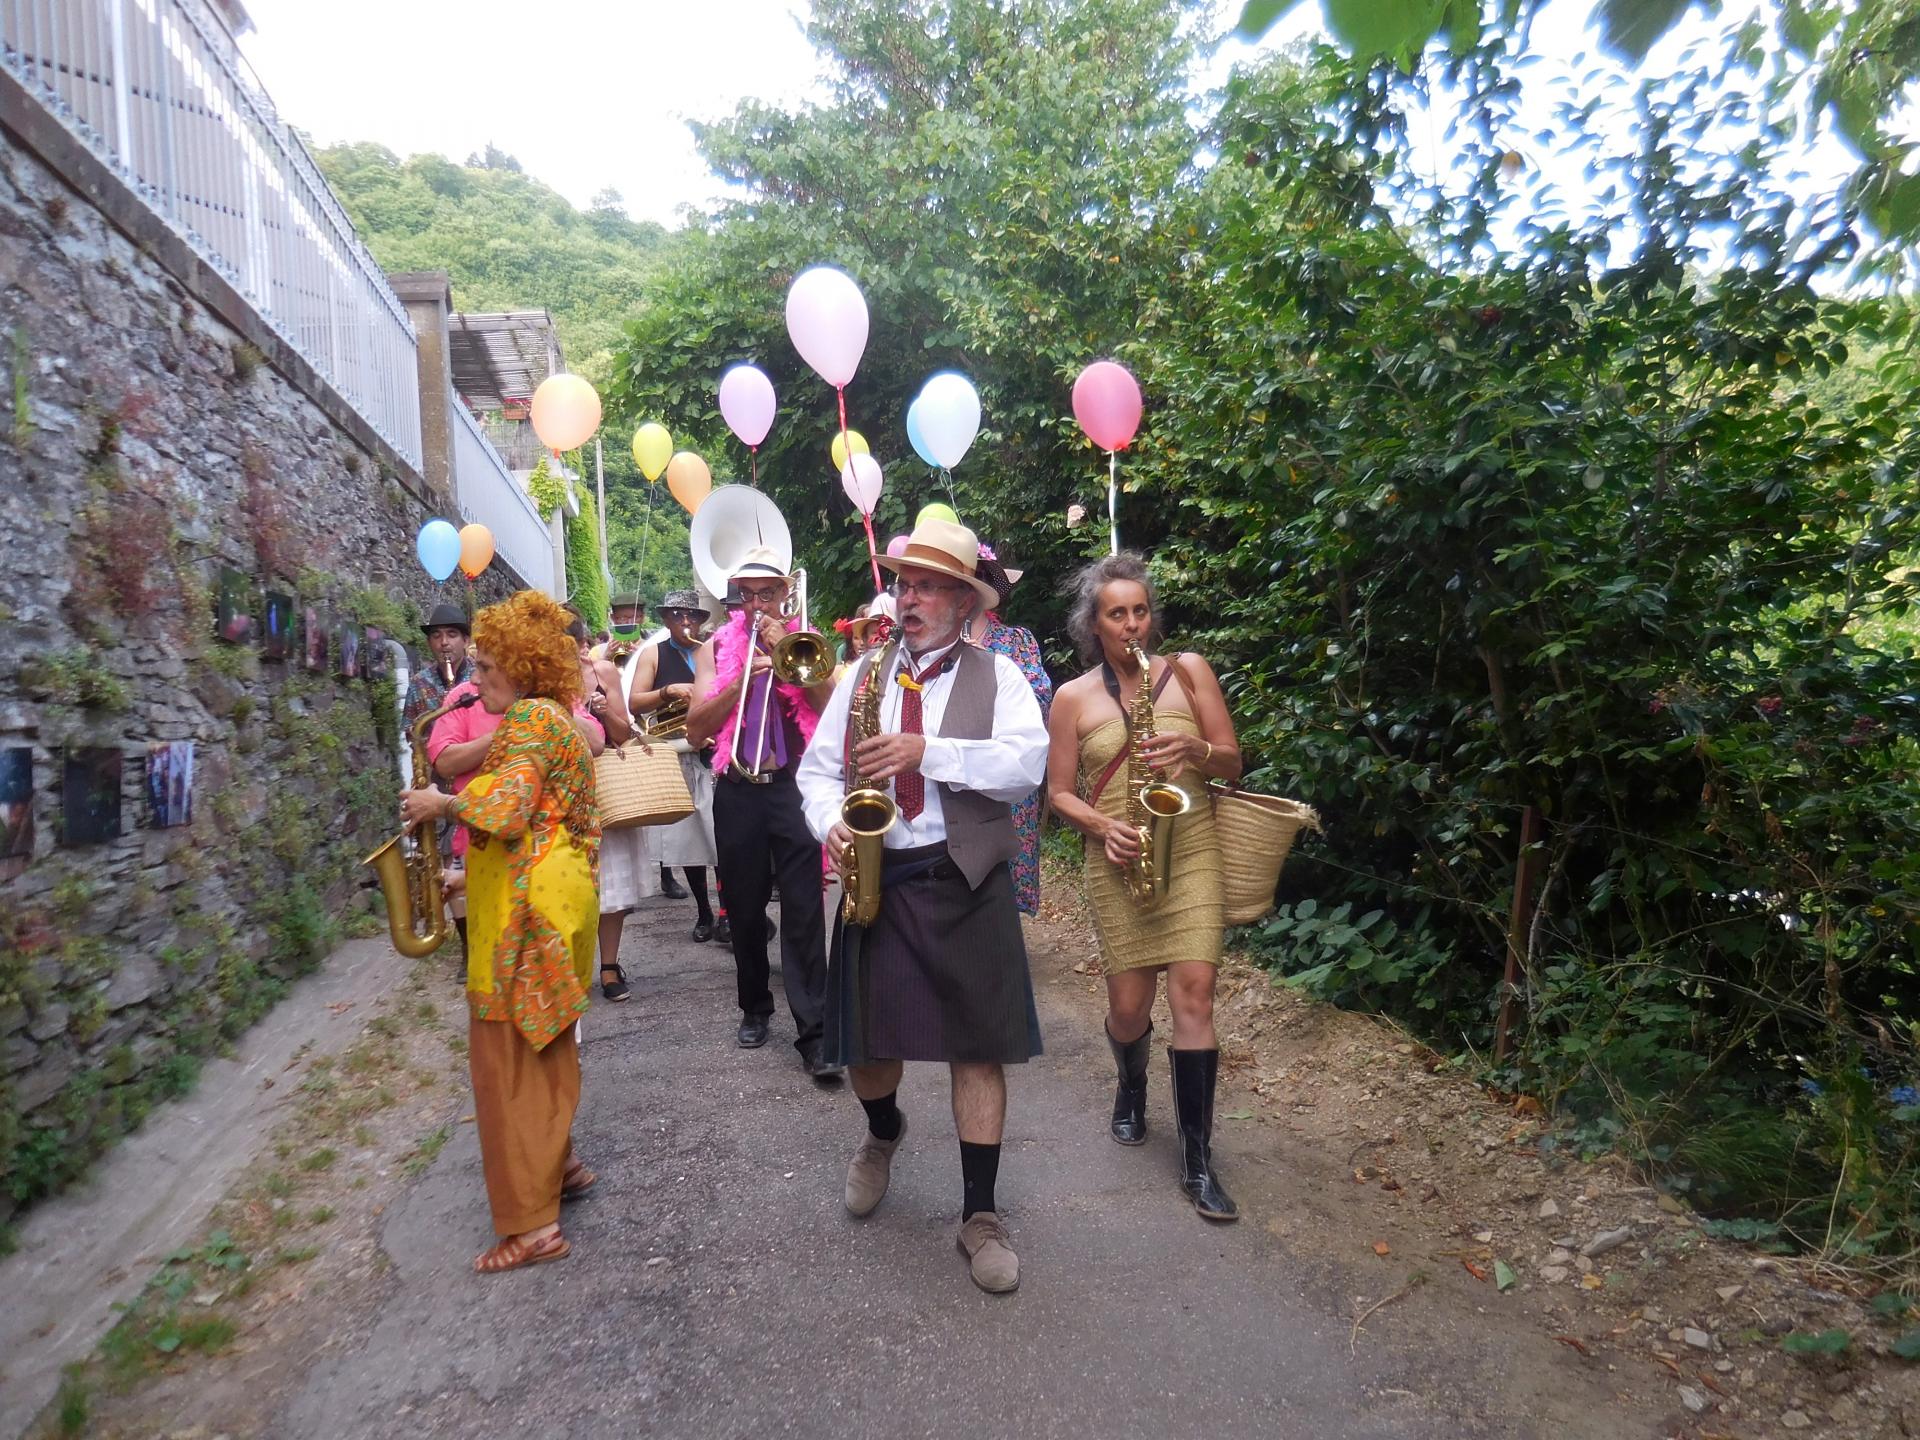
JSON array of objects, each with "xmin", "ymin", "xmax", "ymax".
[{"xmin": 713, "ymin": 768, "xmax": 827, "ymax": 1051}]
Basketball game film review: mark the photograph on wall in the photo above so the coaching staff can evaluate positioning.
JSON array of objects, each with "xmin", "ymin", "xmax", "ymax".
[
  {"xmin": 145, "ymin": 741, "xmax": 194, "ymax": 828},
  {"xmin": 1, "ymin": 747, "xmax": 32, "ymax": 880},
  {"xmin": 61, "ymin": 747, "xmax": 123, "ymax": 847},
  {"xmin": 336, "ymin": 621, "xmax": 360, "ymax": 680},
  {"xmin": 262, "ymin": 591, "xmax": 293, "ymax": 661},
  {"xmin": 304, "ymin": 606, "xmax": 326, "ymax": 671},
  {"xmin": 364, "ymin": 626, "xmax": 389, "ymax": 682},
  {"xmin": 215, "ymin": 567, "xmax": 254, "ymax": 644}
]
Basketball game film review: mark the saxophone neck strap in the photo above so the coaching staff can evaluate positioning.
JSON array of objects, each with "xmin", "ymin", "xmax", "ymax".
[{"xmin": 1089, "ymin": 655, "xmax": 1180, "ymax": 809}]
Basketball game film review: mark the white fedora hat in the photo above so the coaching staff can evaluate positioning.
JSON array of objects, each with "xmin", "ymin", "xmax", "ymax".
[{"xmin": 877, "ymin": 518, "xmax": 999, "ymax": 610}]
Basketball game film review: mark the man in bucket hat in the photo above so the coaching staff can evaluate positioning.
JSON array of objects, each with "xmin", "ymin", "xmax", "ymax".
[
  {"xmin": 685, "ymin": 549, "xmax": 839, "ymax": 1076},
  {"xmin": 796, "ymin": 516, "xmax": 1048, "ymax": 1294},
  {"xmin": 631, "ymin": 589, "xmax": 720, "ymax": 938}
]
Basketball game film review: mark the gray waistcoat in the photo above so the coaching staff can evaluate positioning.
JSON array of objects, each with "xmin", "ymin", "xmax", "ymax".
[{"xmin": 851, "ymin": 641, "xmax": 1018, "ymax": 890}]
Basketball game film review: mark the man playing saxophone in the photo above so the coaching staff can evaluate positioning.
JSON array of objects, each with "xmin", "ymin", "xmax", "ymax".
[
  {"xmin": 1045, "ymin": 552, "xmax": 1245, "ymax": 1222},
  {"xmin": 796, "ymin": 517, "xmax": 1047, "ymax": 1295}
]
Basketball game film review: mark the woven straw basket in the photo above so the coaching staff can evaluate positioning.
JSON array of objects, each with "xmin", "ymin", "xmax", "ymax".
[
  {"xmin": 1210, "ymin": 786, "xmax": 1322, "ymax": 925},
  {"xmin": 594, "ymin": 740, "xmax": 694, "ymax": 830}
]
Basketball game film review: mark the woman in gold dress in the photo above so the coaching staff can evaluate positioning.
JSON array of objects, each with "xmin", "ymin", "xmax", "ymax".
[
  {"xmin": 401, "ymin": 590, "xmax": 602, "ymax": 1272},
  {"xmin": 1046, "ymin": 553, "xmax": 1243, "ymax": 1220}
]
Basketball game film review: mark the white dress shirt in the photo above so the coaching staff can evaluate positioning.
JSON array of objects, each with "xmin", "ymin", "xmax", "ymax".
[{"xmin": 797, "ymin": 639, "xmax": 1048, "ymax": 849}]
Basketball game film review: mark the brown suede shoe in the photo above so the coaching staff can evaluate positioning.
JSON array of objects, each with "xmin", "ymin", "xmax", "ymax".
[
  {"xmin": 844, "ymin": 1113, "xmax": 908, "ymax": 1217},
  {"xmin": 956, "ymin": 1211, "xmax": 1019, "ymax": 1294}
]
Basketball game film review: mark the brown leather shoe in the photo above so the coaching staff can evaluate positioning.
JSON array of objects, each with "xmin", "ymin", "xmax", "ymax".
[
  {"xmin": 956, "ymin": 1211, "xmax": 1019, "ymax": 1293},
  {"xmin": 844, "ymin": 1113, "xmax": 908, "ymax": 1217}
]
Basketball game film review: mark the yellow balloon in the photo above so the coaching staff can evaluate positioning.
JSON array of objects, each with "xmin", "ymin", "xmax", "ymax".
[
  {"xmin": 632, "ymin": 422, "xmax": 672, "ymax": 481},
  {"xmin": 457, "ymin": 523, "xmax": 494, "ymax": 580},
  {"xmin": 530, "ymin": 373, "xmax": 602, "ymax": 453},
  {"xmin": 665, "ymin": 451, "xmax": 713, "ymax": 515},
  {"xmin": 829, "ymin": 429, "xmax": 870, "ymax": 472}
]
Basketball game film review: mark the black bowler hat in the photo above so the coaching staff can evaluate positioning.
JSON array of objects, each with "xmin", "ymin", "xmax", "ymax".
[{"xmin": 424, "ymin": 603, "xmax": 470, "ymax": 635}]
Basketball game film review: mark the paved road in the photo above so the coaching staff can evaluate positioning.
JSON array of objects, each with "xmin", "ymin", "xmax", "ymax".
[{"xmin": 271, "ymin": 890, "xmax": 1638, "ymax": 1440}]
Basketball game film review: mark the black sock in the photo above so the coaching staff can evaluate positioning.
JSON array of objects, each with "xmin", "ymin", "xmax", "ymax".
[
  {"xmin": 686, "ymin": 867, "xmax": 712, "ymax": 922},
  {"xmin": 960, "ymin": 1141, "xmax": 1000, "ymax": 1220},
  {"xmin": 860, "ymin": 1091, "xmax": 902, "ymax": 1143}
]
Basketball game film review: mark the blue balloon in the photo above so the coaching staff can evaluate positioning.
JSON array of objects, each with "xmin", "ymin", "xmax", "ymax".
[
  {"xmin": 905, "ymin": 395, "xmax": 939, "ymax": 468},
  {"xmin": 416, "ymin": 519, "xmax": 461, "ymax": 581}
]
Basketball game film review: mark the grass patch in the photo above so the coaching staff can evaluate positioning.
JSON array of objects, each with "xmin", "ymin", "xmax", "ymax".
[
  {"xmin": 53, "ymin": 1367, "xmax": 89, "ymax": 1436},
  {"xmin": 296, "ymin": 1147, "xmax": 337, "ymax": 1173},
  {"xmin": 275, "ymin": 1245, "xmax": 320, "ymax": 1266},
  {"xmin": 307, "ymin": 1205, "xmax": 336, "ymax": 1225},
  {"xmin": 403, "ymin": 1124, "xmax": 452, "ymax": 1178}
]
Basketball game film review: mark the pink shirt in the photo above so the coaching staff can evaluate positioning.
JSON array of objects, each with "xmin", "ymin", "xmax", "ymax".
[{"xmin": 427, "ymin": 682, "xmax": 600, "ymax": 856}]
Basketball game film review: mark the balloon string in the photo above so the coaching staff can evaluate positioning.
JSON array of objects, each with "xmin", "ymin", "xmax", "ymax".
[
  {"xmin": 861, "ymin": 511, "xmax": 882, "ymax": 593},
  {"xmin": 939, "ymin": 466, "xmax": 958, "ymax": 516},
  {"xmin": 835, "ymin": 386, "xmax": 879, "ymax": 591},
  {"xmin": 1108, "ymin": 449, "xmax": 1120, "ymax": 556},
  {"xmin": 749, "ymin": 446, "xmax": 759, "ymax": 490},
  {"xmin": 637, "ymin": 472, "xmax": 655, "ymax": 604}
]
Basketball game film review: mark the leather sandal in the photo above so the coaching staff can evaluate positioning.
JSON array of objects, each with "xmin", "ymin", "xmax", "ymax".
[
  {"xmin": 473, "ymin": 1230, "xmax": 570, "ymax": 1274},
  {"xmin": 561, "ymin": 1160, "xmax": 597, "ymax": 1200}
]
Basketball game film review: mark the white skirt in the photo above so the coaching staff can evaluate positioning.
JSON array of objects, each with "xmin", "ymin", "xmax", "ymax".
[
  {"xmin": 656, "ymin": 751, "xmax": 718, "ymax": 867},
  {"xmin": 599, "ymin": 823, "xmax": 660, "ymax": 913}
]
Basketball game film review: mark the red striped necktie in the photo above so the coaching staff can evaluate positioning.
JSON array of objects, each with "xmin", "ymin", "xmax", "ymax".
[{"xmin": 893, "ymin": 647, "xmax": 959, "ymax": 821}]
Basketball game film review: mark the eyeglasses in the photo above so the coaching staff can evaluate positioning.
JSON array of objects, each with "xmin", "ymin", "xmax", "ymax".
[
  {"xmin": 737, "ymin": 586, "xmax": 785, "ymax": 604},
  {"xmin": 892, "ymin": 579, "xmax": 965, "ymax": 600}
]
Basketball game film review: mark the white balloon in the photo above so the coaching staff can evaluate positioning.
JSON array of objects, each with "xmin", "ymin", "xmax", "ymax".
[
  {"xmin": 916, "ymin": 371, "xmax": 982, "ymax": 469},
  {"xmin": 839, "ymin": 453, "xmax": 884, "ymax": 515},
  {"xmin": 785, "ymin": 266, "xmax": 870, "ymax": 388}
]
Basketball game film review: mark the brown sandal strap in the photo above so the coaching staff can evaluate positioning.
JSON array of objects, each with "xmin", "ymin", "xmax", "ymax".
[
  {"xmin": 561, "ymin": 1161, "xmax": 597, "ymax": 1199},
  {"xmin": 474, "ymin": 1231, "xmax": 570, "ymax": 1274}
]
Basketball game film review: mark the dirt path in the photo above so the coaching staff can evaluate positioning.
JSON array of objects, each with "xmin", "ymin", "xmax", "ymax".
[{"xmin": 34, "ymin": 876, "xmax": 1919, "ymax": 1439}]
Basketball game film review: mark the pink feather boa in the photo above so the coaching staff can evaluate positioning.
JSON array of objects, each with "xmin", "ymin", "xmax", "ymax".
[{"xmin": 703, "ymin": 610, "xmax": 822, "ymax": 773}]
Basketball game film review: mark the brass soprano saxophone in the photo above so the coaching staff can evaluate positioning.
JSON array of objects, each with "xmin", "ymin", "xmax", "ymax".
[
  {"xmin": 363, "ymin": 691, "xmax": 479, "ymax": 957},
  {"xmin": 1122, "ymin": 641, "xmax": 1194, "ymax": 909},
  {"xmin": 839, "ymin": 661, "xmax": 899, "ymax": 926}
]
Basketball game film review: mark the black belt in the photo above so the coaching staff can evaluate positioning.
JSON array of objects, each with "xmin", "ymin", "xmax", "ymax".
[
  {"xmin": 881, "ymin": 842, "xmax": 961, "ymax": 887},
  {"xmin": 720, "ymin": 761, "xmax": 792, "ymax": 786}
]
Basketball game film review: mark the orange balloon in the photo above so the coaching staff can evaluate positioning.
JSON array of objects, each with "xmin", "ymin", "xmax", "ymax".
[
  {"xmin": 530, "ymin": 373, "xmax": 602, "ymax": 453},
  {"xmin": 457, "ymin": 523, "xmax": 494, "ymax": 579},
  {"xmin": 665, "ymin": 451, "xmax": 712, "ymax": 515}
]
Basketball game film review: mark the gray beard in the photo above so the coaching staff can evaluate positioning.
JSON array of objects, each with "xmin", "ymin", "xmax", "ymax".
[{"xmin": 905, "ymin": 624, "xmax": 962, "ymax": 657}]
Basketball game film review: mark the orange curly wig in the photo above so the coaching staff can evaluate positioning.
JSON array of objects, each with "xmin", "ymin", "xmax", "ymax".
[{"xmin": 471, "ymin": 590, "xmax": 582, "ymax": 707}]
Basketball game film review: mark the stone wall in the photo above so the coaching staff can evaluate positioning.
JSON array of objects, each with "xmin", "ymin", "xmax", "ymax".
[{"xmin": 0, "ymin": 128, "xmax": 510, "ymax": 1230}]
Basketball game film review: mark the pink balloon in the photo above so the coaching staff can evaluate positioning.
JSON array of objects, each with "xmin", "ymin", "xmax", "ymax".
[
  {"xmin": 839, "ymin": 453, "xmax": 884, "ymax": 515},
  {"xmin": 1071, "ymin": 360, "xmax": 1143, "ymax": 451},
  {"xmin": 786, "ymin": 266, "xmax": 869, "ymax": 388},
  {"xmin": 717, "ymin": 364, "xmax": 776, "ymax": 447},
  {"xmin": 885, "ymin": 533, "xmax": 910, "ymax": 558}
]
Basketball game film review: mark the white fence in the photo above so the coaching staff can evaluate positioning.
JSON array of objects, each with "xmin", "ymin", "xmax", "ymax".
[
  {"xmin": 451, "ymin": 401, "xmax": 554, "ymax": 595},
  {"xmin": 1, "ymin": 0, "xmax": 423, "ymax": 469}
]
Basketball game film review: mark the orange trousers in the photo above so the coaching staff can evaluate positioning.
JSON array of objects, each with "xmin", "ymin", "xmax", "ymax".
[{"xmin": 468, "ymin": 1016, "xmax": 580, "ymax": 1236}]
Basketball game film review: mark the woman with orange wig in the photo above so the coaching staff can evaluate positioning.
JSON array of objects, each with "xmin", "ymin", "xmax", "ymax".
[{"xmin": 401, "ymin": 590, "xmax": 601, "ymax": 1273}]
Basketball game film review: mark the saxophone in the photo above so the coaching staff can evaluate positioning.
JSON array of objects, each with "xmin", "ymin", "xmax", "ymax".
[
  {"xmin": 839, "ymin": 659, "xmax": 899, "ymax": 926},
  {"xmin": 1122, "ymin": 641, "xmax": 1194, "ymax": 909},
  {"xmin": 363, "ymin": 691, "xmax": 479, "ymax": 957}
]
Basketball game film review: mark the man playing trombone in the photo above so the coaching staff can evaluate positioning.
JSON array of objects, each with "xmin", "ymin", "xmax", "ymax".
[
  {"xmin": 685, "ymin": 550, "xmax": 839, "ymax": 1075},
  {"xmin": 796, "ymin": 517, "xmax": 1048, "ymax": 1294}
]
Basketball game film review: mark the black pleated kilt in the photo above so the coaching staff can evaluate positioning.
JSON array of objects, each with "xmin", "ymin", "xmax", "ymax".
[{"xmin": 823, "ymin": 842, "xmax": 1043, "ymax": 1067}]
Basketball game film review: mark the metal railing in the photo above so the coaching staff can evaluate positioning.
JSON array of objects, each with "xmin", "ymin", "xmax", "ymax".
[
  {"xmin": 1, "ymin": 0, "xmax": 423, "ymax": 468},
  {"xmin": 451, "ymin": 400, "xmax": 554, "ymax": 595},
  {"xmin": 476, "ymin": 418, "xmax": 551, "ymax": 475}
]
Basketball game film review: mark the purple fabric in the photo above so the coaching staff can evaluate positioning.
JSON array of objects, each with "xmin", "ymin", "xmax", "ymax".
[{"xmin": 737, "ymin": 674, "xmax": 788, "ymax": 773}]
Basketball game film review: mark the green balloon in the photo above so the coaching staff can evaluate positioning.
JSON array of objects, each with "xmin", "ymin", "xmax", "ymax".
[{"xmin": 916, "ymin": 502, "xmax": 959, "ymax": 526}]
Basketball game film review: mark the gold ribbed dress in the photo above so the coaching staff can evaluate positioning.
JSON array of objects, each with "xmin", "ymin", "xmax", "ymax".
[{"xmin": 1078, "ymin": 711, "xmax": 1224, "ymax": 972}]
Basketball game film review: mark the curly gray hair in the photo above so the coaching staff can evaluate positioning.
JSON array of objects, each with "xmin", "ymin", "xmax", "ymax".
[{"xmin": 1064, "ymin": 551, "xmax": 1162, "ymax": 666}]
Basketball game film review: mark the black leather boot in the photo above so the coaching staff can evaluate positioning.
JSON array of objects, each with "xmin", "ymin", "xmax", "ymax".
[
  {"xmin": 1169, "ymin": 1048, "xmax": 1238, "ymax": 1221},
  {"xmin": 1106, "ymin": 1021, "xmax": 1152, "ymax": 1145}
]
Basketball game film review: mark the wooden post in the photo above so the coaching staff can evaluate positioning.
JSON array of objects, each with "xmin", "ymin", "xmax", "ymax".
[{"xmin": 1493, "ymin": 804, "xmax": 1541, "ymax": 1065}]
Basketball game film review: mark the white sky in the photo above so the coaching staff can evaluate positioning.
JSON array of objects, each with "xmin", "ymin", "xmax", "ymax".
[{"xmin": 239, "ymin": 0, "xmax": 1860, "ymax": 242}]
